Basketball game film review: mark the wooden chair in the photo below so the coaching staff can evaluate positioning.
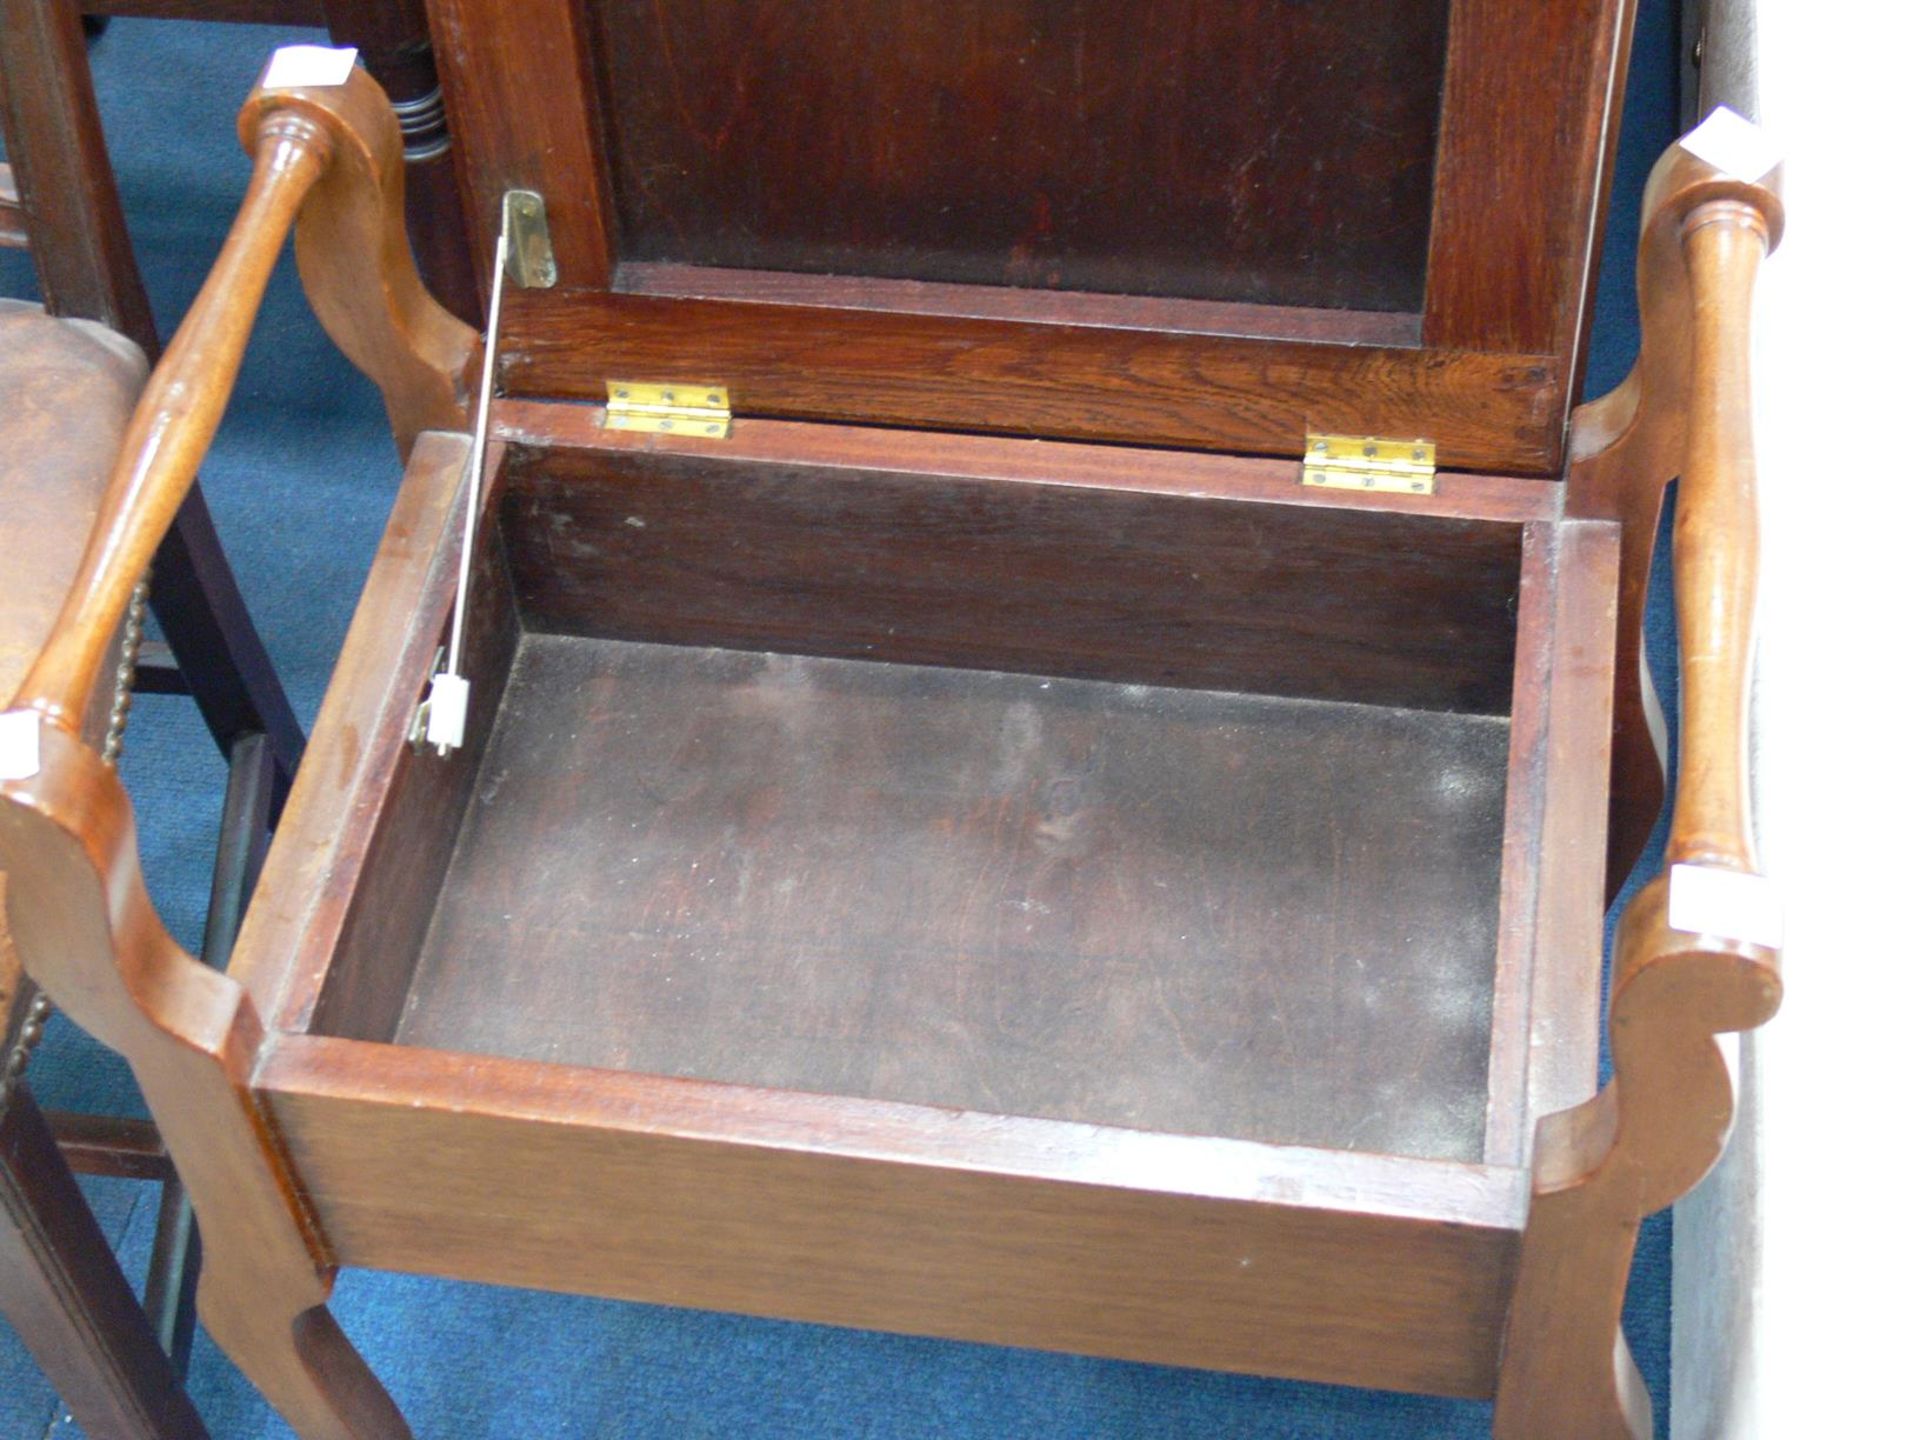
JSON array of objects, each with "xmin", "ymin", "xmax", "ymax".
[
  {"xmin": 1, "ymin": 0, "xmax": 303, "ymax": 1433},
  {"xmin": 1, "ymin": 8, "xmax": 1783, "ymax": 1436}
]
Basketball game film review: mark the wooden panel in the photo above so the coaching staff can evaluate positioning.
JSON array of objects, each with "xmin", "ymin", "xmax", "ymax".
[
  {"xmin": 494, "ymin": 430, "xmax": 1527, "ymax": 713},
  {"xmin": 227, "ymin": 433, "xmax": 475, "ymax": 1034},
  {"xmin": 425, "ymin": 0, "xmax": 1637, "ymax": 473},
  {"xmin": 263, "ymin": 1036, "xmax": 1527, "ymax": 1399},
  {"xmin": 424, "ymin": 0, "xmax": 613, "ymax": 285},
  {"xmin": 498, "ymin": 286, "xmax": 1566, "ymax": 474},
  {"xmin": 311, "ymin": 528, "xmax": 519, "ymax": 1043},
  {"xmin": 496, "ymin": 401, "xmax": 1561, "ymax": 522},
  {"xmin": 1424, "ymin": 0, "xmax": 1632, "ymax": 357},
  {"xmin": 614, "ymin": 263, "xmax": 1425, "ymax": 347},
  {"xmin": 396, "ymin": 634, "xmax": 1511, "ymax": 1161},
  {"xmin": 1481, "ymin": 521, "xmax": 1617, "ymax": 1164},
  {"xmin": 587, "ymin": 0, "xmax": 1449, "ymax": 312},
  {"xmin": 1515, "ymin": 521, "xmax": 1616, "ymax": 1134}
]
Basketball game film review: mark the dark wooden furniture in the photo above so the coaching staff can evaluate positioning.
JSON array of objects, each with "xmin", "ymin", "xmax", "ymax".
[
  {"xmin": 1, "ymin": 6, "xmax": 1785, "ymax": 1436},
  {"xmin": 1, "ymin": 0, "xmax": 301, "ymax": 1433}
]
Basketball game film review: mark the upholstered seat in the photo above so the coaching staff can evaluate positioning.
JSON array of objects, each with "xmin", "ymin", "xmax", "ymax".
[{"xmin": 0, "ymin": 298, "xmax": 147, "ymax": 737}]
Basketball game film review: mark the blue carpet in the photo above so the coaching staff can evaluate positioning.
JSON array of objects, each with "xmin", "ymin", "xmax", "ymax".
[{"xmin": 1, "ymin": 9, "xmax": 1680, "ymax": 1436}]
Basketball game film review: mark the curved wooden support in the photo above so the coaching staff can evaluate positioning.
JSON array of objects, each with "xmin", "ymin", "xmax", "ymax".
[
  {"xmin": 1495, "ymin": 142, "xmax": 1784, "ymax": 1440},
  {"xmin": 10, "ymin": 65, "xmax": 477, "ymax": 736},
  {"xmin": 1568, "ymin": 145, "xmax": 1784, "ymax": 896},
  {"xmin": 240, "ymin": 70, "xmax": 476, "ymax": 456},
  {"xmin": 0, "ymin": 723, "xmax": 409, "ymax": 1439}
]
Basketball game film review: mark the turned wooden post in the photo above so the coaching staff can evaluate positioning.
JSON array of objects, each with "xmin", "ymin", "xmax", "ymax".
[{"xmin": 1495, "ymin": 140, "xmax": 1785, "ymax": 1439}]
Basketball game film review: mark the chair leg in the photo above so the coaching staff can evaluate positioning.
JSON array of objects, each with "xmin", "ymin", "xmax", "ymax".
[
  {"xmin": 142, "ymin": 1174, "xmax": 200, "ymax": 1375},
  {"xmin": 0, "ymin": 1084, "xmax": 210, "ymax": 1440},
  {"xmin": 138, "ymin": 728, "xmax": 274, "ymax": 1380},
  {"xmin": 148, "ymin": 487, "xmax": 306, "ymax": 814}
]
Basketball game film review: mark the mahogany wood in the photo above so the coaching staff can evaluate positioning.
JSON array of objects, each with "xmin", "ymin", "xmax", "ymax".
[
  {"xmin": 396, "ymin": 633, "xmax": 1512, "ymax": 1160},
  {"xmin": 87, "ymin": 0, "xmax": 323, "ymax": 20},
  {"xmin": 0, "ymin": 17, "xmax": 1789, "ymax": 1440},
  {"xmin": 1482, "ymin": 521, "xmax": 1619, "ymax": 1166},
  {"xmin": 587, "ymin": 1, "xmax": 1449, "ymax": 313},
  {"xmin": 1493, "ymin": 165, "xmax": 1783, "ymax": 1440},
  {"xmin": 490, "ymin": 399, "xmax": 1562, "ymax": 526},
  {"xmin": 1569, "ymin": 146, "xmax": 1785, "ymax": 893},
  {"xmin": 498, "ymin": 287, "xmax": 1565, "ymax": 474},
  {"xmin": 240, "ymin": 75, "xmax": 476, "ymax": 456},
  {"xmin": 0, "ymin": 726, "xmax": 411, "ymax": 1440},
  {"xmin": 228, "ymin": 433, "xmax": 479, "ymax": 1039},
  {"xmin": 1424, "ymin": 0, "xmax": 1636, "ymax": 362},
  {"xmin": 313, "ymin": 523, "xmax": 515, "ymax": 1043},
  {"xmin": 262, "ymin": 1033, "xmax": 1527, "ymax": 1401},
  {"xmin": 612, "ymin": 263, "xmax": 1426, "ymax": 347},
  {"xmin": 423, "ymin": 0, "xmax": 614, "ymax": 284},
  {"xmin": 434, "ymin": 0, "xmax": 1635, "ymax": 477},
  {"xmin": 490, "ymin": 432, "xmax": 1526, "ymax": 713}
]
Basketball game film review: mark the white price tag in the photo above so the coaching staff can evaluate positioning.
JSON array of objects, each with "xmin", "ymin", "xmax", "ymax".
[
  {"xmin": 0, "ymin": 710, "xmax": 40, "ymax": 782},
  {"xmin": 260, "ymin": 44, "xmax": 359, "ymax": 93},
  {"xmin": 1669, "ymin": 863, "xmax": 1783, "ymax": 950},
  {"xmin": 1679, "ymin": 106, "xmax": 1783, "ymax": 184}
]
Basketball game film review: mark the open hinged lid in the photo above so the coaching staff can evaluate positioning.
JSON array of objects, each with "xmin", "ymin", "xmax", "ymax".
[{"xmin": 428, "ymin": 0, "xmax": 1632, "ymax": 478}]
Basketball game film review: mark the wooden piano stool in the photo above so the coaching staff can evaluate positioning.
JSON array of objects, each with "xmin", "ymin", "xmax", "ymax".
[{"xmin": 0, "ymin": 5, "xmax": 1784, "ymax": 1436}]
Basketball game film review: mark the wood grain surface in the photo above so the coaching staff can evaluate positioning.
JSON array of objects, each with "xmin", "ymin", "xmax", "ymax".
[
  {"xmin": 493, "ymin": 432, "xmax": 1527, "ymax": 713},
  {"xmin": 395, "ymin": 633, "xmax": 1511, "ymax": 1161},
  {"xmin": 587, "ymin": 0, "xmax": 1450, "ymax": 312},
  {"xmin": 264, "ymin": 1033, "xmax": 1528, "ymax": 1400}
]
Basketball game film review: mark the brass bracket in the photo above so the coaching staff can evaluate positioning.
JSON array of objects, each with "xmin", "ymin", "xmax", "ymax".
[
  {"xmin": 1302, "ymin": 434, "xmax": 1437, "ymax": 496},
  {"xmin": 503, "ymin": 189, "xmax": 557, "ymax": 289}
]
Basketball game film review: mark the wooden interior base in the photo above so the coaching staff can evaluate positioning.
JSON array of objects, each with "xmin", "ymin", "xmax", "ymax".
[{"xmin": 392, "ymin": 632, "xmax": 1510, "ymax": 1161}]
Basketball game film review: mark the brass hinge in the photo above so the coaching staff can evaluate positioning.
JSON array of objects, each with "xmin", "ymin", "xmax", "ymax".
[
  {"xmin": 1302, "ymin": 433, "xmax": 1437, "ymax": 496},
  {"xmin": 603, "ymin": 382, "xmax": 734, "ymax": 439}
]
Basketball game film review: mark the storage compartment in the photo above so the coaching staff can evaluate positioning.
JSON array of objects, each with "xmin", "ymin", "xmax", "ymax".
[{"xmin": 301, "ymin": 421, "xmax": 1559, "ymax": 1170}]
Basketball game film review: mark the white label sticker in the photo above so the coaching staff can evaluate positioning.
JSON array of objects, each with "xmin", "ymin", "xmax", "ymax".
[
  {"xmin": 1679, "ymin": 106, "xmax": 1783, "ymax": 184},
  {"xmin": 0, "ymin": 710, "xmax": 40, "ymax": 782},
  {"xmin": 424, "ymin": 673, "xmax": 470, "ymax": 752},
  {"xmin": 260, "ymin": 44, "xmax": 359, "ymax": 93},
  {"xmin": 1669, "ymin": 863, "xmax": 1783, "ymax": 950}
]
